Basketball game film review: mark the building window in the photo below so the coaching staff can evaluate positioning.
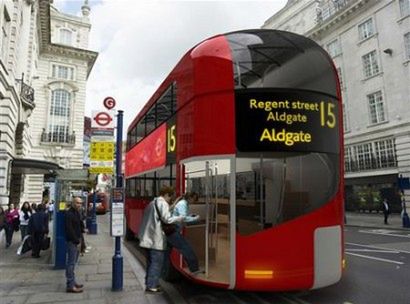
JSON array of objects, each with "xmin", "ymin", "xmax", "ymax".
[
  {"xmin": 344, "ymin": 147, "xmax": 353, "ymax": 172},
  {"xmin": 46, "ymin": 89, "xmax": 72, "ymax": 143},
  {"xmin": 59, "ymin": 28, "xmax": 72, "ymax": 45},
  {"xmin": 345, "ymin": 139, "xmax": 397, "ymax": 172},
  {"xmin": 327, "ymin": 39, "xmax": 341, "ymax": 57},
  {"xmin": 405, "ymin": 32, "xmax": 410, "ymax": 59},
  {"xmin": 362, "ymin": 50, "xmax": 380, "ymax": 78},
  {"xmin": 367, "ymin": 91, "xmax": 386, "ymax": 124},
  {"xmin": 52, "ymin": 64, "xmax": 74, "ymax": 80},
  {"xmin": 355, "ymin": 143, "xmax": 373, "ymax": 171},
  {"xmin": 342, "ymin": 103, "xmax": 349, "ymax": 132},
  {"xmin": 1, "ymin": 7, "xmax": 11, "ymax": 62},
  {"xmin": 399, "ymin": 0, "xmax": 410, "ymax": 17},
  {"xmin": 358, "ymin": 18, "xmax": 374, "ymax": 40},
  {"xmin": 50, "ymin": 89, "xmax": 71, "ymax": 117},
  {"xmin": 374, "ymin": 139, "xmax": 397, "ymax": 168},
  {"xmin": 48, "ymin": 125, "xmax": 70, "ymax": 143}
]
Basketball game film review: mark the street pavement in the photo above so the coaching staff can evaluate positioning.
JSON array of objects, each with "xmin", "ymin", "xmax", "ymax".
[
  {"xmin": 0, "ymin": 211, "xmax": 408, "ymax": 304},
  {"xmin": 0, "ymin": 215, "xmax": 169, "ymax": 304},
  {"xmin": 345, "ymin": 211, "xmax": 407, "ymax": 230}
]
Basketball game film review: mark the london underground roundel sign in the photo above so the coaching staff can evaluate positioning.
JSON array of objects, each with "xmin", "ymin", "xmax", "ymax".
[{"xmin": 92, "ymin": 110, "xmax": 114, "ymax": 129}]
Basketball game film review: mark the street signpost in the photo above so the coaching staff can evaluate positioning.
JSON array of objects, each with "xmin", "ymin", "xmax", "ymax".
[
  {"xmin": 112, "ymin": 110, "xmax": 123, "ymax": 291},
  {"xmin": 110, "ymin": 187, "xmax": 124, "ymax": 237},
  {"xmin": 89, "ymin": 108, "xmax": 115, "ymax": 234},
  {"xmin": 89, "ymin": 98, "xmax": 123, "ymax": 290},
  {"xmin": 398, "ymin": 175, "xmax": 410, "ymax": 228}
]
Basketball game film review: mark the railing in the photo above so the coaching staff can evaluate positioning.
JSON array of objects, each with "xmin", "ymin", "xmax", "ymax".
[
  {"xmin": 316, "ymin": 0, "xmax": 355, "ymax": 24},
  {"xmin": 41, "ymin": 131, "xmax": 76, "ymax": 145},
  {"xmin": 345, "ymin": 156, "xmax": 397, "ymax": 173}
]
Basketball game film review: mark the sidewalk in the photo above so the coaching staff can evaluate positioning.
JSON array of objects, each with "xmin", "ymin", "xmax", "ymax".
[
  {"xmin": 1, "ymin": 212, "xmax": 407, "ymax": 304},
  {"xmin": 345, "ymin": 211, "xmax": 408, "ymax": 230},
  {"xmin": 0, "ymin": 214, "xmax": 170, "ymax": 304}
]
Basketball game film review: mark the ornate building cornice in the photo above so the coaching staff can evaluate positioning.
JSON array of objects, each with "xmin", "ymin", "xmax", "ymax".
[
  {"xmin": 307, "ymin": 0, "xmax": 377, "ymax": 39},
  {"xmin": 38, "ymin": 0, "xmax": 97, "ymax": 77}
]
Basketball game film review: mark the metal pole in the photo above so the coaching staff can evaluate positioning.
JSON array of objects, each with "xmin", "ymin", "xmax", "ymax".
[
  {"xmin": 89, "ymin": 178, "xmax": 98, "ymax": 234},
  {"xmin": 112, "ymin": 110, "xmax": 123, "ymax": 291}
]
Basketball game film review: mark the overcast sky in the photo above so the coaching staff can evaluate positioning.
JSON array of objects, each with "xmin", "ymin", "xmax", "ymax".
[{"xmin": 53, "ymin": 0, "xmax": 288, "ymax": 133}]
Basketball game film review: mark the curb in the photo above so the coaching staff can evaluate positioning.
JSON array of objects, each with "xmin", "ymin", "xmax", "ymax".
[{"xmin": 345, "ymin": 224, "xmax": 410, "ymax": 231}]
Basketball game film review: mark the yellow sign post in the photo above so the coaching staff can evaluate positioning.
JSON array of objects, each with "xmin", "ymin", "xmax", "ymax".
[
  {"xmin": 90, "ymin": 141, "xmax": 115, "ymax": 161},
  {"xmin": 89, "ymin": 141, "xmax": 114, "ymax": 174}
]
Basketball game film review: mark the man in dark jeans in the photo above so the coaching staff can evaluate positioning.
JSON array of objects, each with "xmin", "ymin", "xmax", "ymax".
[
  {"xmin": 28, "ymin": 204, "xmax": 49, "ymax": 258},
  {"xmin": 65, "ymin": 197, "xmax": 84, "ymax": 293}
]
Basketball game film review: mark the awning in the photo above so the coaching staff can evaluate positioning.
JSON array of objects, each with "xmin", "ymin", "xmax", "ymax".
[
  {"xmin": 344, "ymin": 174, "xmax": 398, "ymax": 186},
  {"xmin": 11, "ymin": 158, "xmax": 62, "ymax": 175}
]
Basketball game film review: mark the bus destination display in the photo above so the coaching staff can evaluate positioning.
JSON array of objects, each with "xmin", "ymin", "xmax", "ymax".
[{"xmin": 236, "ymin": 90, "xmax": 339, "ymax": 153}]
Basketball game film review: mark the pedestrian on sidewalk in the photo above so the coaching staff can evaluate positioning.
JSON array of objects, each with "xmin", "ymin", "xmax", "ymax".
[
  {"xmin": 19, "ymin": 202, "xmax": 32, "ymax": 241},
  {"xmin": 138, "ymin": 186, "xmax": 184, "ymax": 293},
  {"xmin": 5, "ymin": 203, "xmax": 19, "ymax": 248},
  {"xmin": 382, "ymin": 198, "xmax": 390, "ymax": 225},
  {"xmin": 28, "ymin": 203, "xmax": 49, "ymax": 258},
  {"xmin": 31, "ymin": 203, "xmax": 37, "ymax": 213},
  {"xmin": 64, "ymin": 197, "xmax": 84, "ymax": 293},
  {"xmin": 0, "ymin": 206, "xmax": 6, "ymax": 244},
  {"xmin": 48, "ymin": 201, "xmax": 54, "ymax": 221}
]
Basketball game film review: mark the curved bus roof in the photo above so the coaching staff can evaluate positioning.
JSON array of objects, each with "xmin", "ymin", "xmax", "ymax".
[
  {"xmin": 225, "ymin": 29, "xmax": 339, "ymax": 97},
  {"xmin": 128, "ymin": 29, "xmax": 339, "ymax": 133}
]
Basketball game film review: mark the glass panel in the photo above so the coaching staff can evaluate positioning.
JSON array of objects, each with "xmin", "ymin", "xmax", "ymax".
[
  {"xmin": 226, "ymin": 30, "xmax": 338, "ymax": 97},
  {"xmin": 184, "ymin": 159, "xmax": 231, "ymax": 285},
  {"xmin": 236, "ymin": 158, "xmax": 261, "ymax": 235},
  {"xmin": 145, "ymin": 107, "xmax": 156, "ymax": 135},
  {"xmin": 136, "ymin": 121, "xmax": 144, "ymax": 143},
  {"xmin": 236, "ymin": 152, "xmax": 338, "ymax": 236},
  {"xmin": 156, "ymin": 85, "xmax": 174, "ymax": 125},
  {"xmin": 156, "ymin": 165, "xmax": 176, "ymax": 191}
]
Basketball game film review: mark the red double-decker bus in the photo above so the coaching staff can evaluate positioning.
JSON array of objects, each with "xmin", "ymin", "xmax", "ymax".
[{"xmin": 125, "ymin": 29, "xmax": 344, "ymax": 291}]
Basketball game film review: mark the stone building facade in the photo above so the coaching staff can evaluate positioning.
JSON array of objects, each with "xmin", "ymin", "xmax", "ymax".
[
  {"xmin": 263, "ymin": 0, "xmax": 410, "ymax": 213},
  {"xmin": 0, "ymin": 0, "xmax": 97, "ymax": 206}
]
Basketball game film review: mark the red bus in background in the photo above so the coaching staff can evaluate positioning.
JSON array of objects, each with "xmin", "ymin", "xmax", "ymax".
[
  {"xmin": 87, "ymin": 192, "xmax": 109, "ymax": 214},
  {"xmin": 125, "ymin": 29, "xmax": 344, "ymax": 291}
]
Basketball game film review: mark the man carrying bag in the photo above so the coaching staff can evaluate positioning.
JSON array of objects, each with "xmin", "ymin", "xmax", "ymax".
[
  {"xmin": 138, "ymin": 186, "xmax": 184, "ymax": 293},
  {"xmin": 28, "ymin": 204, "xmax": 49, "ymax": 258}
]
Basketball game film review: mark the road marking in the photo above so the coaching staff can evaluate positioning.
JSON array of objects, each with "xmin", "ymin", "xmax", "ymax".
[
  {"xmin": 358, "ymin": 230, "xmax": 410, "ymax": 239},
  {"xmin": 346, "ymin": 242, "xmax": 410, "ymax": 254},
  {"xmin": 346, "ymin": 252, "xmax": 404, "ymax": 265},
  {"xmin": 346, "ymin": 249, "xmax": 400, "ymax": 253}
]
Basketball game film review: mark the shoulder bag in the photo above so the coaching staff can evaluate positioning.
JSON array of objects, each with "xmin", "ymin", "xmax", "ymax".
[{"xmin": 153, "ymin": 199, "xmax": 176, "ymax": 236}]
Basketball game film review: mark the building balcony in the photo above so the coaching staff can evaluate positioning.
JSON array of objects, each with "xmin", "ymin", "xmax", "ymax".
[
  {"xmin": 345, "ymin": 156, "xmax": 397, "ymax": 173},
  {"xmin": 41, "ymin": 131, "xmax": 76, "ymax": 145},
  {"xmin": 20, "ymin": 81, "xmax": 35, "ymax": 110}
]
